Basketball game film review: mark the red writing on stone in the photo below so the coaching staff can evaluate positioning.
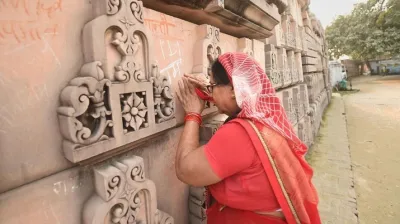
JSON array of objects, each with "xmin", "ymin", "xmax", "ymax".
[
  {"xmin": 144, "ymin": 14, "xmax": 184, "ymax": 41},
  {"xmin": 0, "ymin": 20, "xmax": 58, "ymax": 44},
  {"xmin": 0, "ymin": 0, "xmax": 62, "ymax": 19},
  {"xmin": 0, "ymin": 0, "xmax": 62, "ymax": 45}
]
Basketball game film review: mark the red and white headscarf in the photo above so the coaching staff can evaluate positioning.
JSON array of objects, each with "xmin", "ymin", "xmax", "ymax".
[{"xmin": 218, "ymin": 52, "xmax": 308, "ymax": 155}]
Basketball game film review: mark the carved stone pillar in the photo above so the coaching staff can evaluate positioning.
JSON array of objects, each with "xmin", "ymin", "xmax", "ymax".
[
  {"xmin": 299, "ymin": 84, "xmax": 310, "ymax": 117},
  {"xmin": 287, "ymin": 50, "xmax": 297, "ymax": 84},
  {"xmin": 83, "ymin": 155, "xmax": 174, "ymax": 224},
  {"xmin": 57, "ymin": 0, "xmax": 176, "ymax": 163},
  {"xmin": 192, "ymin": 24, "xmax": 223, "ymax": 115},
  {"xmin": 295, "ymin": 25, "xmax": 303, "ymax": 52},
  {"xmin": 269, "ymin": 24, "xmax": 283, "ymax": 48},
  {"xmin": 292, "ymin": 85, "xmax": 301, "ymax": 122},
  {"xmin": 277, "ymin": 48, "xmax": 290, "ymax": 87},
  {"xmin": 295, "ymin": 52, "xmax": 304, "ymax": 82},
  {"xmin": 276, "ymin": 88, "xmax": 296, "ymax": 126},
  {"xmin": 265, "ymin": 44, "xmax": 282, "ymax": 89},
  {"xmin": 237, "ymin": 38, "xmax": 254, "ymax": 57},
  {"xmin": 282, "ymin": 15, "xmax": 296, "ymax": 49}
]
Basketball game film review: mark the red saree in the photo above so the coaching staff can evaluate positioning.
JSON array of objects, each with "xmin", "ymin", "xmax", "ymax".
[{"xmin": 207, "ymin": 119, "xmax": 320, "ymax": 224}]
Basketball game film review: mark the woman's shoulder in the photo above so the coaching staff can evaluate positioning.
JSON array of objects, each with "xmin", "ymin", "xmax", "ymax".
[
  {"xmin": 217, "ymin": 118, "xmax": 248, "ymax": 135},
  {"xmin": 225, "ymin": 118, "xmax": 287, "ymax": 142}
]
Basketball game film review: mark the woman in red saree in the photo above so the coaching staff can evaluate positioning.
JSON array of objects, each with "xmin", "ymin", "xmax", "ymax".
[{"xmin": 175, "ymin": 52, "xmax": 321, "ymax": 224}]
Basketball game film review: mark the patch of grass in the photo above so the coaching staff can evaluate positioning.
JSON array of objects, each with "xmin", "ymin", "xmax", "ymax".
[{"xmin": 338, "ymin": 89, "xmax": 360, "ymax": 95}]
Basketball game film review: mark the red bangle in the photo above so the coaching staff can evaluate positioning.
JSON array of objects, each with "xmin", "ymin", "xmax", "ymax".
[
  {"xmin": 185, "ymin": 113, "xmax": 202, "ymax": 125},
  {"xmin": 186, "ymin": 112, "xmax": 202, "ymax": 120}
]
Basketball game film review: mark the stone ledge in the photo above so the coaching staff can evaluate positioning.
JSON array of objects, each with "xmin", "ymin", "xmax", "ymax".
[{"xmin": 144, "ymin": 0, "xmax": 286, "ymax": 39}]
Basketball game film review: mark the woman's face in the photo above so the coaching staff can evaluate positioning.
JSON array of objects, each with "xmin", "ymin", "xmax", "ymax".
[{"xmin": 210, "ymin": 72, "xmax": 240, "ymax": 116}]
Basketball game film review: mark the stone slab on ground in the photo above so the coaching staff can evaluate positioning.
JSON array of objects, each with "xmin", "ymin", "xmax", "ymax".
[{"xmin": 307, "ymin": 93, "xmax": 359, "ymax": 224}]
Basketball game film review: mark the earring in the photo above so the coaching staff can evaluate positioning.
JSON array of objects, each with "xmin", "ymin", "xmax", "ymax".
[{"xmin": 232, "ymin": 94, "xmax": 236, "ymax": 99}]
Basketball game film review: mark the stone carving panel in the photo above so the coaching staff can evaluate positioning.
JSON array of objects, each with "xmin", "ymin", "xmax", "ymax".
[
  {"xmin": 287, "ymin": 50, "xmax": 298, "ymax": 84},
  {"xmin": 269, "ymin": 24, "xmax": 283, "ymax": 48},
  {"xmin": 192, "ymin": 24, "xmax": 222, "ymax": 114},
  {"xmin": 296, "ymin": 25, "xmax": 304, "ymax": 52},
  {"xmin": 292, "ymin": 85, "xmax": 301, "ymax": 121},
  {"xmin": 297, "ymin": 117, "xmax": 307, "ymax": 145},
  {"xmin": 265, "ymin": 44, "xmax": 282, "ymax": 89},
  {"xmin": 295, "ymin": 52, "xmax": 304, "ymax": 82},
  {"xmin": 277, "ymin": 48, "xmax": 290, "ymax": 87},
  {"xmin": 282, "ymin": 15, "xmax": 296, "ymax": 49},
  {"xmin": 58, "ymin": 0, "xmax": 176, "ymax": 163},
  {"xmin": 83, "ymin": 156, "xmax": 174, "ymax": 224},
  {"xmin": 276, "ymin": 88, "xmax": 296, "ymax": 126}
]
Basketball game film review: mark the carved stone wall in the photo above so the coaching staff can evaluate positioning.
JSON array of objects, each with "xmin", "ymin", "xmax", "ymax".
[
  {"xmin": 83, "ymin": 155, "xmax": 173, "ymax": 224},
  {"xmin": 57, "ymin": 0, "xmax": 176, "ymax": 163}
]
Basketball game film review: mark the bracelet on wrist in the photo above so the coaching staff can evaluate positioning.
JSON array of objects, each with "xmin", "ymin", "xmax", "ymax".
[{"xmin": 184, "ymin": 113, "xmax": 202, "ymax": 125}]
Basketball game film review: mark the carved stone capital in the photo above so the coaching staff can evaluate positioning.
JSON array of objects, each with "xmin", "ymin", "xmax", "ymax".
[{"xmin": 83, "ymin": 155, "xmax": 174, "ymax": 224}]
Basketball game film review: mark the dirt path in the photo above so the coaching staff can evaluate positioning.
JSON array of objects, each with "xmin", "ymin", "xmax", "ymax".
[{"xmin": 343, "ymin": 75, "xmax": 400, "ymax": 224}]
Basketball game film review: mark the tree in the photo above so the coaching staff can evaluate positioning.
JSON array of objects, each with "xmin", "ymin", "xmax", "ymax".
[{"xmin": 326, "ymin": 0, "xmax": 400, "ymax": 60}]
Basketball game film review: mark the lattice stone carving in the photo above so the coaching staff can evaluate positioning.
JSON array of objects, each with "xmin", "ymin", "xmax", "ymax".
[
  {"xmin": 83, "ymin": 156, "xmax": 174, "ymax": 224},
  {"xmin": 237, "ymin": 38, "xmax": 254, "ymax": 57},
  {"xmin": 58, "ymin": 0, "xmax": 176, "ymax": 163},
  {"xmin": 192, "ymin": 24, "xmax": 223, "ymax": 114}
]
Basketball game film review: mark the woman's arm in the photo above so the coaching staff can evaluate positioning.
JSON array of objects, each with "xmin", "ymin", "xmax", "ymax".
[
  {"xmin": 175, "ymin": 78, "xmax": 221, "ymax": 186},
  {"xmin": 175, "ymin": 121, "xmax": 221, "ymax": 186}
]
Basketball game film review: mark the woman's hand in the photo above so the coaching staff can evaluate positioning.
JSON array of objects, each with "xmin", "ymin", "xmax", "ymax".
[
  {"xmin": 184, "ymin": 73, "xmax": 210, "ymax": 94},
  {"xmin": 176, "ymin": 77, "xmax": 205, "ymax": 114}
]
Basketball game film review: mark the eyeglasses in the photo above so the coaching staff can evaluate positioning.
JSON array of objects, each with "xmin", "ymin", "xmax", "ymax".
[{"xmin": 205, "ymin": 83, "xmax": 220, "ymax": 93}]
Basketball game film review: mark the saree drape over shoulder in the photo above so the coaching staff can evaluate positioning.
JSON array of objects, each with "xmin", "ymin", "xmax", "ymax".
[{"xmin": 204, "ymin": 53, "xmax": 321, "ymax": 224}]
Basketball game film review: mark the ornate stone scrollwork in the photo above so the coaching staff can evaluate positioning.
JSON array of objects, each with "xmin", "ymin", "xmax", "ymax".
[
  {"xmin": 58, "ymin": 62, "xmax": 113, "ymax": 150},
  {"xmin": 151, "ymin": 64, "xmax": 175, "ymax": 124},
  {"xmin": 58, "ymin": 0, "xmax": 176, "ymax": 163},
  {"xmin": 83, "ymin": 156, "xmax": 174, "ymax": 224}
]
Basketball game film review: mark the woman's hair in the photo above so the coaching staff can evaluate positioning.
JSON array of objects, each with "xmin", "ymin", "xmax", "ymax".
[{"xmin": 211, "ymin": 59, "xmax": 231, "ymax": 85}]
